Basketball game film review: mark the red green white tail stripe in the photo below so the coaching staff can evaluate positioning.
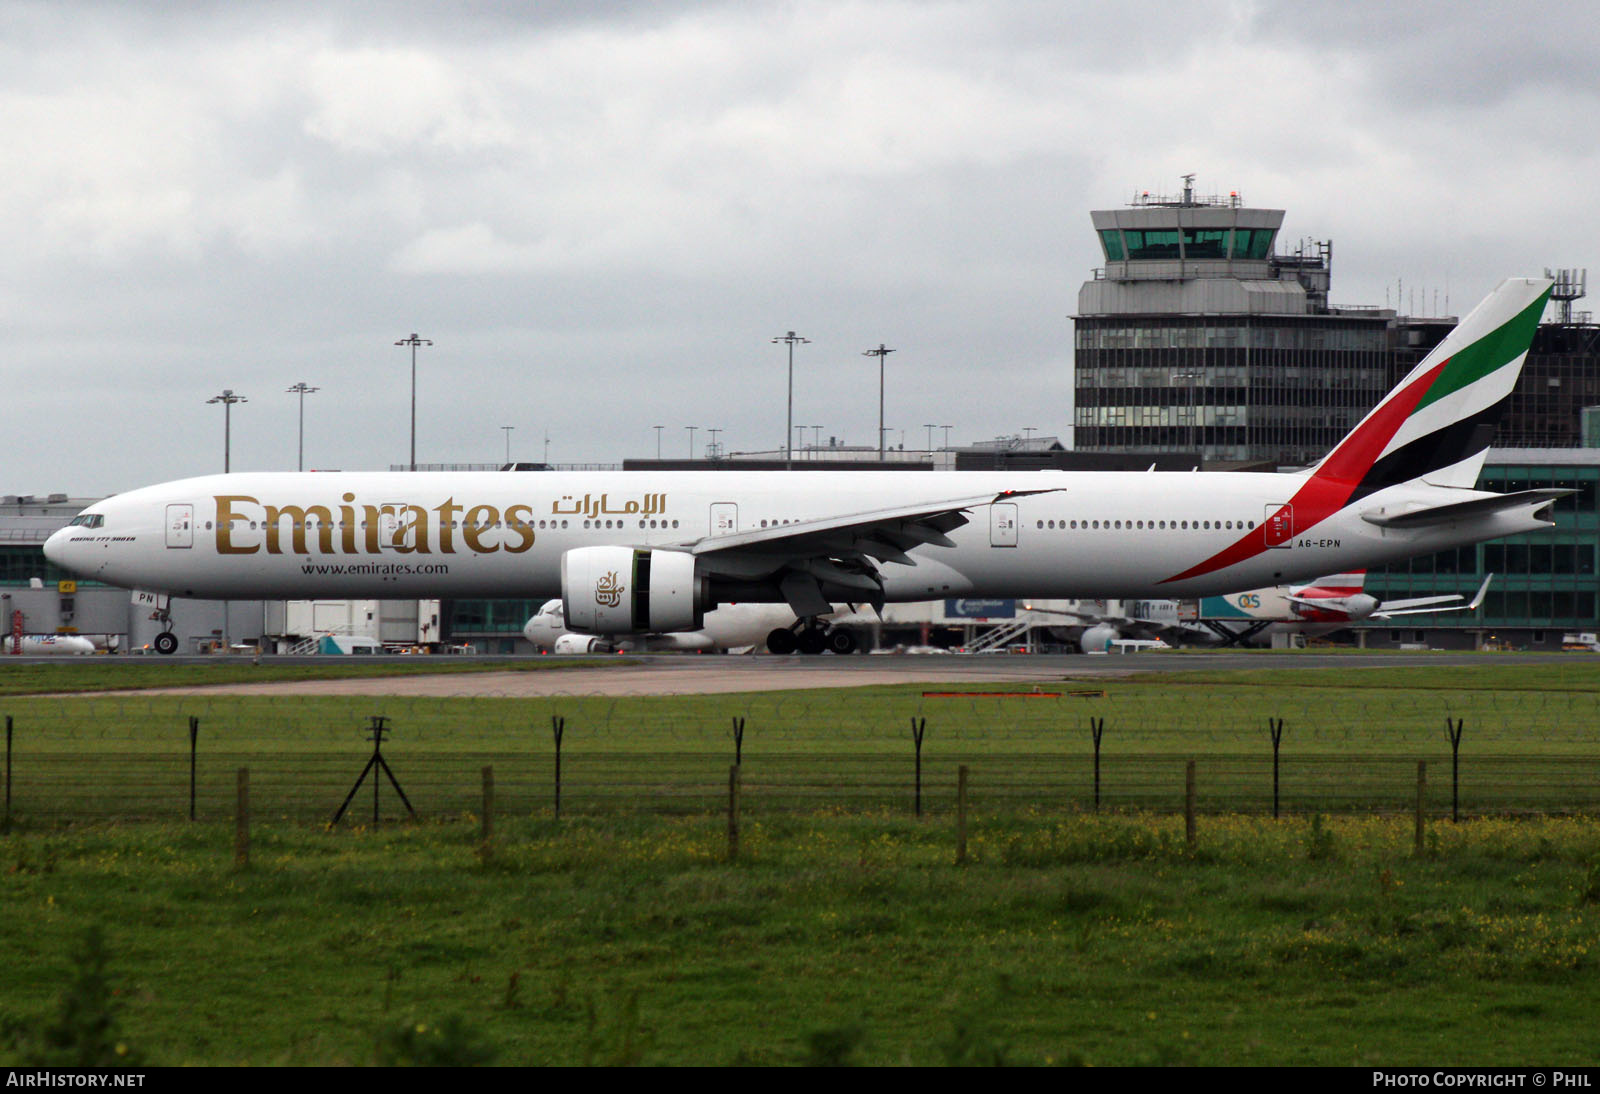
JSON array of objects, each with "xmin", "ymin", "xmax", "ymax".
[{"xmin": 1162, "ymin": 277, "xmax": 1552, "ymax": 585}]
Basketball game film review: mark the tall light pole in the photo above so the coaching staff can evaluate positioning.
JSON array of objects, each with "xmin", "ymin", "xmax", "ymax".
[
  {"xmin": 924, "ymin": 423, "xmax": 938, "ymax": 451},
  {"xmin": 686, "ymin": 425, "xmax": 697, "ymax": 459},
  {"xmin": 708, "ymin": 428, "xmax": 722, "ymax": 460},
  {"xmin": 501, "ymin": 425, "xmax": 514, "ymax": 465},
  {"xmin": 772, "ymin": 331, "xmax": 809, "ymax": 470},
  {"xmin": 286, "ymin": 383, "xmax": 319, "ymax": 472},
  {"xmin": 653, "ymin": 425, "xmax": 664, "ymax": 459},
  {"xmin": 863, "ymin": 344, "xmax": 896, "ymax": 460},
  {"xmin": 395, "ymin": 333, "xmax": 432, "ymax": 471},
  {"xmin": 207, "ymin": 389, "xmax": 248, "ymax": 473}
]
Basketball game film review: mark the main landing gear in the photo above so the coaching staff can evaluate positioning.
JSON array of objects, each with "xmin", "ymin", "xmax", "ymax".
[{"xmin": 765, "ymin": 620, "xmax": 859, "ymax": 655}]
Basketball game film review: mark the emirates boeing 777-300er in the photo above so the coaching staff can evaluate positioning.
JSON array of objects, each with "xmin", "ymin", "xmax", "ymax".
[{"xmin": 47, "ymin": 278, "xmax": 1562, "ymax": 655}]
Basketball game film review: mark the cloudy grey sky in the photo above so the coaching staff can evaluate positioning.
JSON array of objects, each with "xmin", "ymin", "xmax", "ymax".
[{"xmin": 6, "ymin": 0, "xmax": 1595, "ymax": 496}]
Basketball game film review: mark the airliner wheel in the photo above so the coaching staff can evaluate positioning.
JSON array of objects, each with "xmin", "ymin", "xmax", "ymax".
[
  {"xmin": 797, "ymin": 627, "xmax": 828, "ymax": 655},
  {"xmin": 154, "ymin": 632, "xmax": 178, "ymax": 656},
  {"xmin": 827, "ymin": 628, "xmax": 858, "ymax": 655},
  {"xmin": 766, "ymin": 628, "xmax": 797, "ymax": 655}
]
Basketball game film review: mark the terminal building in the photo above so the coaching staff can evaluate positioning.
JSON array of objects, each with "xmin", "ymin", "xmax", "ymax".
[{"xmin": 1360, "ymin": 449, "xmax": 1599, "ymax": 648}]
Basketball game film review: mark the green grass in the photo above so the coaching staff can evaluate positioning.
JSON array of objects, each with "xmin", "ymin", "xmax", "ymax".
[
  {"xmin": 1, "ymin": 812, "xmax": 1598, "ymax": 1065},
  {"xmin": 0, "ymin": 660, "xmax": 1597, "ymax": 1064}
]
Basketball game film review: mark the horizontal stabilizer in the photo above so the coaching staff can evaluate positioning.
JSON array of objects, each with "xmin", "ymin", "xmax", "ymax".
[{"xmin": 1360, "ymin": 489, "xmax": 1570, "ymax": 529}]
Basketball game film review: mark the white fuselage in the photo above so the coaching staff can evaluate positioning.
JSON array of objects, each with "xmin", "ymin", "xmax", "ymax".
[{"xmin": 43, "ymin": 468, "xmax": 1543, "ymax": 604}]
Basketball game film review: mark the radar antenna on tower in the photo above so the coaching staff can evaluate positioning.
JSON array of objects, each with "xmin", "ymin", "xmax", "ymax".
[{"xmin": 1545, "ymin": 267, "xmax": 1587, "ymax": 325}]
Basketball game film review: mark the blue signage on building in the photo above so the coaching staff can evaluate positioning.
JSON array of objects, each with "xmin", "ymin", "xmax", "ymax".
[{"xmin": 945, "ymin": 598, "xmax": 1016, "ymax": 619}]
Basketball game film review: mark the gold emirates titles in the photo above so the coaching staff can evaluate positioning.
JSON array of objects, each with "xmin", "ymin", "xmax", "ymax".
[{"xmin": 211, "ymin": 492, "xmax": 669, "ymax": 556}]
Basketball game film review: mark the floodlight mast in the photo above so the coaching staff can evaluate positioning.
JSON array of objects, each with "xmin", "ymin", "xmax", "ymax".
[
  {"xmin": 286, "ymin": 382, "xmax": 319, "ymax": 472},
  {"xmin": 772, "ymin": 331, "xmax": 810, "ymax": 470},
  {"xmin": 206, "ymin": 389, "xmax": 248, "ymax": 473},
  {"xmin": 395, "ymin": 333, "xmax": 432, "ymax": 471}
]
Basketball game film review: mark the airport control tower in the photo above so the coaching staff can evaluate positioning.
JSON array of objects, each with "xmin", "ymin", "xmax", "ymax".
[{"xmin": 1072, "ymin": 177, "xmax": 1392, "ymax": 467}]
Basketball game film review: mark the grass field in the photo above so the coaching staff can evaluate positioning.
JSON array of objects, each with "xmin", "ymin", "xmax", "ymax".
[{"xmin": 0, "ymin": 658, "xmax": 1598, "ymax": 1065}]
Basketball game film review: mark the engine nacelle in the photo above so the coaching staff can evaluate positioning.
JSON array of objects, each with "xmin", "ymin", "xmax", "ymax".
[
  {"xmin": 552, "ymin": 634, "xmax": 606, "ymax": 655},
  {"xmin": 561, "ymin": 546, "xmax": 707, "ymax": 634}
]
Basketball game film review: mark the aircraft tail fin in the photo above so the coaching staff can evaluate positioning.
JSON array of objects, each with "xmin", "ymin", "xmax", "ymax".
[
  {"xmin": 1287, "ymin": 571, "xmax": 1365, "ymax": 599},
  {"xmin": 1307, "ymin": 277, "xmax": 1552, "ymax": 498}
]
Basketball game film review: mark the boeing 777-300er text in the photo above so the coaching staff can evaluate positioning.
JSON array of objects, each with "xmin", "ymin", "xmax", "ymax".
[{"xmin": 46, "ymin": 278, "xmax": 1563, "ymax": 655}]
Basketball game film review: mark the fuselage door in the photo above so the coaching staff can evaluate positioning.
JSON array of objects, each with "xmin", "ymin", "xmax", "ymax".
[
  {"xmin": 165, "ymin": 504, "xmax": 193, "ymax": 549},
  {"xmin": 1264, "ymin": 503, "xmax": 1293, "ymax": 549},
  {"xmin": 710, "ymin": 502, "xmax": 738, "ymax": 536},
  {"xmin": 380, "ymin": 504, "xmax": 404, "ymax": 551},
  {"xmin": 989, "ymin": 502, "xmax": 1019, "ymax": 548}
]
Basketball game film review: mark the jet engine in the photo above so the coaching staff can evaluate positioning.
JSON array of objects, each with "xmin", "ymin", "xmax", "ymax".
[
  {"xmin": 552, "ymin": 634, "xmax": 607, "ymax": 655},
  {"xmin": 1079, "ymin": 622, "xmax": 1120, "ymax": 654},
  {"xmin": 560, "ymin": 546, "xmax": 707, "ymax": 634}
]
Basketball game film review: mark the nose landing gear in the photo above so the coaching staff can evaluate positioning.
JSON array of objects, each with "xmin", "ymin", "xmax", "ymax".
[{"xmin": 141, "ymin": 594, "xmax": 179, "ymax": 655}]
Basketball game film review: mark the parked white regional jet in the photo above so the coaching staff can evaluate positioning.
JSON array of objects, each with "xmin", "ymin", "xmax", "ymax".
[
  {"xmin": 1195, "ymin": 571, "xmax": 1493, "ymax": 645},
  {"xmin": 45, "ymin": 279, "xmax": 1562, "ymax": 655},
  {"xmin": 11, "ymin": 635, "xmax": 96, "ymax": 656}
]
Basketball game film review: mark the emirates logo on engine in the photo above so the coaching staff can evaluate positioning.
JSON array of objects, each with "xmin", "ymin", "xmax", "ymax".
[{"xmin": 594, "ymin": 570, "xmax": 623, "ymax": 608}]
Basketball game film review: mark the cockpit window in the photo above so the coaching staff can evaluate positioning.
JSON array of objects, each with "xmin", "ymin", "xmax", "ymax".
[{"xmin": 67, "ymin": 514, "xmax": 105, "ymax": 529}]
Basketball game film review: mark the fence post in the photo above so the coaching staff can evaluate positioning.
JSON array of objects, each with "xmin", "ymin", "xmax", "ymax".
[
  {"xmin": 727, "ymin": 764, "xmax": 741, "ymax": 862},
  {"xmin": 732, "ymin": 717, "xmax": 745, "ymax": 767},
  {"xmin": 3, "ymin": 715, "xmax": 11, "ymax": 834},
  {"xmin": 1268, "ymin": 718, "xmax": 1284, "ymax": 819},
  {"xmin": 956, "ymin": 765, "xmax": 969, "ymax": 865},
  {"xmin": 1445, "ymin": 718, "xmax": 1464, "ymax": 823},
  {"xmin": 552, "ymin": 715, "xmax": 565, "ymax": 819},
  {"xmin": 910, "ymin": 717, "xmax": 927, "ymax": 818},
  {"xmin": 234, "ymin": 768, "xmax": 250, "ymax": 869},
  {"xmin": 188, "ymin": 716, "xmax": 200, "ymax": 822},
  {"xmin": 481, "ymin": 765, "xmax": 494, "ymax": 852},
  {"xmin": 1414, "ymin": 761, "xmax": 1427, "ymax": 856},
  {"xmin": 1185, "ymin": 760, "xmax": 1197, "ymax": 848},
  {"xmin": 1090, "ymin": 717, "xmax": 1104, "ymax": 811}
]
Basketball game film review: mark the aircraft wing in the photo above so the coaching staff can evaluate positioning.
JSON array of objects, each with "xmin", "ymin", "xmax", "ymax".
[
  {"xmin": 677, "ymin": 489, "xmax": 1056, "ymax": 617},
  {"xmin": 1371, "ymin": 574, "xmax": 1494, "ymax": 618},
  {"xmin": 1020, "ymin": 603, "xmax": 1139, "ymax": 627}
]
